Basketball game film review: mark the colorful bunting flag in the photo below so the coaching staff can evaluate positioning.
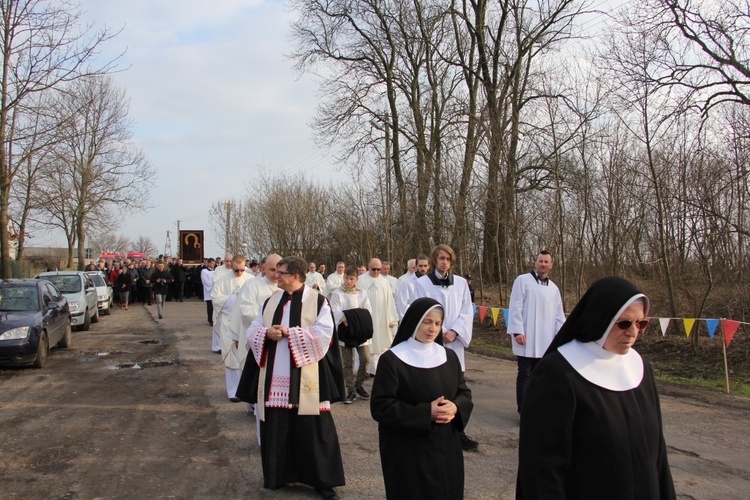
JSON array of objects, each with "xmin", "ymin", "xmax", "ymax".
[
  {"xmin": 473, "ymin": 305, "xmax": 477, "ymax": 317},
  {"xmin": 683, "ymin": 318, "xmax": 696, "ymax": 338},
  {"xmin": 502, "ymin": 308, "xmax": 509, "ymax": 326},
  {"xmin": 722, "ymin": 319, "xmax": 741, "ymax": 348},
  {"xmin": 705, "ymin": 319, "xmax": 719, "ymax": 339},
  {"xmin": 491, "ymin": 308, "xmax": 500, "ymax": 326},
  {"xmin": 478, "ymin": 306, "xmax": 488, "ymax": 324},
  {"xmin": 658, "ymin": 318, "xmax": 671, "ymax": 337}
]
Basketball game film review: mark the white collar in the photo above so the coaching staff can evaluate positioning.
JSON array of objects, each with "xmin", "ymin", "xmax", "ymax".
[
  {"xmin": 390, "ymin": 337, "xmax": 447, "ymax": 368},
  {"xmin": 558, "ymin": 340, "xmax": 644, "ymax": 391}
]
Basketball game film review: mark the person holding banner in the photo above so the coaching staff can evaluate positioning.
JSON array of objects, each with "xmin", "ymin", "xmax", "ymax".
[{"xmin": 516, "ymin": 276, "xmax": 675, "ymax": 500}]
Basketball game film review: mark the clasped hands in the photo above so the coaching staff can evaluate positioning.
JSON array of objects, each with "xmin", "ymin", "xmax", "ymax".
[
  {"xmin": 430, "ymin": 396, "xmax": 457, "ymax": 424},
  {"xmin": 266, "ymin": 324, "xmax": 288, "ymax": 342}
]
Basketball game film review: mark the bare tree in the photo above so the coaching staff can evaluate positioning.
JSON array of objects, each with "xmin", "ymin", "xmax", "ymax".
[
  {"xmin": 132, "ymin": 235, "xmax": 157, "ymax": 257},
  {"xmin": 41, "ymin": 76, "xmax": 152, "ymax": 270},
  {"xmin": 0, "ymin": 0, "xmax": 117, "ymax": 277},
  {"xmin": 89, "ymin": 232, "xmax": 131, "ymax": 255}
]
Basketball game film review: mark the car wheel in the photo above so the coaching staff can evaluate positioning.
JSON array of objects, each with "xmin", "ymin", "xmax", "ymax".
[
  {"xmin": 33, "ymin": 331, "xmax": 49, "ymax": 369},
  {"xmin": 79, "ymin": 309, "xmax": 91, "ymax": 331},
  {"xmin": 91, "ymin": 307, "xmax": 99, "ymax": 323},
  {"xmin": 58, "ymin": 320, "xmax": 72, "ymax": 348}
]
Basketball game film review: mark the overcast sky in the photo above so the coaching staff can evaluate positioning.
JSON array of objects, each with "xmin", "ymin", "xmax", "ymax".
[{"xmin": 32, "ymin": 0, "xmax": 331, "ymax": 258}]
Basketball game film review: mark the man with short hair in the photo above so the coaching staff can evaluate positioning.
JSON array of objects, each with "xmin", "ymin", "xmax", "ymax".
[
  {"xmin": 397, "ymin": 258, "xmax": 416, "ymax": 286},
  {"xmin": 380, "ymin": 261, "xmax": 399, "ymax": 298},
  {"xmin": 395, "ymin": 255, "xmax": 430, "ymax": 320},
  {"xmin": 239, "ymin": 256, "xmax": 346, "ymax": 498},
  {"xmin": 171, "ymin": 258, "xmax": 188, "ymax": 302},
  {"xmin": 507, "ymin": 250, "xmax": 565, "ymax": 414},
  {"xmin": 318, "ymin": 263, "xmax": 327, "ymax": 279},
  {"xmin": 213, "ymin": 252, "xmax": 234, "ymax": 284},
  {"xmin": 201, "ymin": 257, "xmax": 216, "ymax": 328},
  {"xmin": 356, "ymin": 258, "xmax": 398, "ymax": 375},
  {"xmin": 325, "ymin": 261, "xmax": 346, "ymax": 297},
  {"xmin": 305, "ymin": 261, "xmax": 326, "ymax": 293},
  {"xmin": 212, "ymin": 255, "xmax": 254, "ymax": 401}
]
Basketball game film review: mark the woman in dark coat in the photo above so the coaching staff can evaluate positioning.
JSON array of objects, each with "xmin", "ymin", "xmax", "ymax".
[
  {"xmin": 371, "ymin": 297, "xmax": 473, "ymax": 500},
  {"xmin": 516, "ymin": 276, "xmax": 676, "ymax": 500}
]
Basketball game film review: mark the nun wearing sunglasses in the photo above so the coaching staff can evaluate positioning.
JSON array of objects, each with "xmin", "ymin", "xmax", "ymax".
[{"xmin": 516, "ymin": 276, "xmax": 676, "ymax": 500}]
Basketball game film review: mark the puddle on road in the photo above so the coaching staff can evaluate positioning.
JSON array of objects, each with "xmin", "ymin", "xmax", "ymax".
[{"xmin": 106, "ymin": 359, "xmax": 179, "ymax": 370}]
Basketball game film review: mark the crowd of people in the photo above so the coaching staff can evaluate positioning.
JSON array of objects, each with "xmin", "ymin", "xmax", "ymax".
[{"xmin": 92, "ymin": 246, "xmax": 677, "ymax": 499}]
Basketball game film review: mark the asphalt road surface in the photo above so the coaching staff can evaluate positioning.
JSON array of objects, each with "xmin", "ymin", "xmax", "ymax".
[{"xmin": 1, "ymin": 298, "xmax": 749, "ymax": 499}]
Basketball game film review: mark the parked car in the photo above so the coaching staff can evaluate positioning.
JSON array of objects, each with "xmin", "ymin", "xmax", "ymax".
[
  {"xmin": 0, "ymin": 279, "xmax": 72, "ymax": 368},
  {"xmin": 35, "ymin": 271, "xmax": 98, "ymax": 331},
  {"xmin": 86, "ymin": 271, "xmax": 113, "ymax": 315}
]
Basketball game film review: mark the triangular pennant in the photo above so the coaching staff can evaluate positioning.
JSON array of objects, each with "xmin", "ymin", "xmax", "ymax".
[
  {"xmin": 658, "ymin": 318, "xmax": 671, "ymax": 337},
  {"xmin": 683, "ymin": 318, "xmax": 696, "ymax": 338},
  {"xmin": 722, "ymin": 319, "xmax": 741, "ymax": 348},
  {"xmin": 478, "ymin": 306, "xmax": 488, "ymax": 324},
  {"xmin": 473, "ymin": 305, "xmax": 477, "ymax": 317},
  {"xmin": 502, "ymin": 308, "xmax": 509, "ymax": 326},
  {"xmin": 490, "ymin": 308, "xmax": 500, "ymax": 326},
  {"xmin": 705, "ymin": 319, "xmax": 719, "ymax": 339}
]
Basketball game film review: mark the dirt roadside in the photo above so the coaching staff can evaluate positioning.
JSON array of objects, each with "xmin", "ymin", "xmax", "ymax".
[{"xmin": 1, "ymin": 299, "xmax": 748, "ymax": 499}]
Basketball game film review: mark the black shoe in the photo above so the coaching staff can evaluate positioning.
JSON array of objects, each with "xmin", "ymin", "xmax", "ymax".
[
  {"xmin": 344, "ymin": 391, "xmax": 356, "ymax": 404},
  {"xmin": 208, "ymin": 320, "xmax": 213, "ymax": 326},
  {"xmin": 460, "ymin": 434, "xmax": 479, "ymax": 451},
  {"xmin": 229, "ymin": 397, "xmax": 240, "ymax": 403},
  {"xmin": 158, "ymin": 315, "xmax": 163, "ymax": 319},
  {"xmin": 355, "ymin": 386, "xmax": 370, "ymax": 400},
  {"xmin": 315, "ymin": 487, "xmax": 338, "ymax": 499}
]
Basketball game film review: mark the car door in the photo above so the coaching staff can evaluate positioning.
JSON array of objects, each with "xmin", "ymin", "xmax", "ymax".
[
  {"xmin": 42, "ymin": 283, "xmax": 65, "ymax": 343},
  {"xmin": 84, "ymin": 276, "xmax": 98, "ymax": 314}
]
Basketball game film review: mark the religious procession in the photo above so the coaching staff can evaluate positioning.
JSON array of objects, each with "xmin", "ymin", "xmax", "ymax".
[{"xmin": 201, "ymin": 245, "xmax": 675, "ymax": 500}]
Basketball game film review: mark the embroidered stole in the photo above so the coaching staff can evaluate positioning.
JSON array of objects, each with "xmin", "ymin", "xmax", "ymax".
[{"xmin": 257, "ymin": 291, "xmax": 320, "ymax": 421}]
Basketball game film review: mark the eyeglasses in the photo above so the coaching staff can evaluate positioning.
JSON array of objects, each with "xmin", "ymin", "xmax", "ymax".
[
  {"xmin": 615, "ymin": 318, "xmax": 649, "ymax": 331},
  {"xmin": 370, "ymin": 268, "xmax": 381, "ymax": 272},
  {"xmin": 233, "ymin": 268, "xmax": 245, "ymax": 274},
  {"xmin": 275, "ymin": 270, "xmax": 293, "ymax": 276}
]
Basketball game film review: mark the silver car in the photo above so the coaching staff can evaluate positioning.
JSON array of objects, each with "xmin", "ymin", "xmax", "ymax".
[
  {"xmin": 86, "ymin": 272, "xmax": 113, "ymax": 316},
  {"xmin": 36, "ymin": 271, "xmax": 99, "ymax": 331}
]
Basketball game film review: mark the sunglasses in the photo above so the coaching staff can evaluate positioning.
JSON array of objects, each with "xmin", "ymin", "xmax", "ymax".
[
  {"xmin": 275, "ymin": 270, "xmax": 293, "ymax": 275},
  {"xmin": 615, "ymin": 318, "xmax": 649, "ymax": 331},
  {"xmin": 370, "ymin": 268, "xmax": 381, "ymax": 272},
  {"xmin": 233, "ymin": 268, "xmax": 245, "ymax": 274}
]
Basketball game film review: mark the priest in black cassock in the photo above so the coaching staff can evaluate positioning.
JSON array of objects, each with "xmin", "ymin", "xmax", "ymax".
[
  {"xmin": 516, "ymin": 276, "xmax": 676, "ymax": 499},
  {"xmin": 237, "ymin": 255, "xmax": 346, "ymax": 499},
  {"xmin": 371, "ymin": 297, "xmax": 473, "ymax": 500}
]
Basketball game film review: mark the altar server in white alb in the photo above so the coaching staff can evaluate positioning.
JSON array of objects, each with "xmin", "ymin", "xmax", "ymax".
[
  {"xmin": 506, "ymin": 250, "xmax": 566, "ymax": 414},
  {"xmin": 396, "ymin": 255, "xmax": 430, "ymax": 320},
  {"xmin": 357, "ymin": 258, "xmax": 398, "ymax": 375},
  {"xmin": 212, "ymin": 254, "xmax": 254, "ymax": 401},
  {"xmin": 413, "ymin": 244, "xmax": 478, "ymax": 451},
  {"xmin": 228, "ymin": 254, "xmax": 282, "ymax": 344},
  {"xmin": 305, "ymin": 261, "xmax": 326, "ymax": 293},
  {"xmin": 324, "ymin": 261, "xmax": 346, "ymax": 297}
]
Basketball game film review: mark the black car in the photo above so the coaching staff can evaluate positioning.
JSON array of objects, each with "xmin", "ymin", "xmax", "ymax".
[{"xmin": 0, "ymin": 279, "xmax": 72, "ymax": 368}]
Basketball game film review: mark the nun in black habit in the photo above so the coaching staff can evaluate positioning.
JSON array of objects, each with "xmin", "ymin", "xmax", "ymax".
[
  {"xmin": 370, "ymin": 297, "xmax": 473, "ymax": 500},
  {"xmin": 516, "ymin": 276, "xmax": 676, "ymax": 500}
]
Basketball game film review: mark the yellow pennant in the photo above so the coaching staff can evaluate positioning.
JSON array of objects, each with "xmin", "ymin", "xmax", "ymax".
[
  {"xmin": 491, "ymin": 308, "xmax": 500, "ymax": 325},
  {"xmin": 683, "ymin": 318, "xmax": 696, "ymax": 338}
]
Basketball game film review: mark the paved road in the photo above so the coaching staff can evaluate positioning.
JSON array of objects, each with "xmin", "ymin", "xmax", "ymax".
[{"xmin": 2, "ymin": 298, "xmax": 749, "ymax": 499}]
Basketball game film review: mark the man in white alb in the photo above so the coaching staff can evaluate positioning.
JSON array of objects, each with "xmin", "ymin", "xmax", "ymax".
[
  {"xmin": 325, "ymin": 261, "xmax": 346, "ymax": 297},
  {"xmin": 305, "ymin": 261, "xmax": 326, "ymax": 293},
  {"xmin": 356, "ymin": 258, "xmax": 398, "ymax": 375},
  {"xmin": 507, "ymin": 250, "xmax": 565, "ymax": 414}
]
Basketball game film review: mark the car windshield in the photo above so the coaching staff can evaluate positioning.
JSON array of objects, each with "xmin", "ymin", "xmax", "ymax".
[
  {"xmin": 88, "ymin": 274, "xmax": 105, "ymax": 287},
  {"xmin": 42, "ymin": 275, "xmax": 81, "ymax": 294},
  {"xmin": 0, "ymin": 285, "xmax": 39, "ymax": 312}
]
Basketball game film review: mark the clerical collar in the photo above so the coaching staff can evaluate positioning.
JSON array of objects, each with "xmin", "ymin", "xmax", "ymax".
[
  {"xmin": 427, "ymin": 270, "xmax": 453, "ymax": 288},
  {"xmin": 531, "ymin": 270, "xmax": 549, "ymax": 285},
  {"xmin": 558, "ymin": 340, "xmax": 644, "ymax": 391}
]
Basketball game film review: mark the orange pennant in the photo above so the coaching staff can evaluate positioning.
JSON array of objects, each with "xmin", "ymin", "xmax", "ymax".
[
  {"xmin": 478, "ymin": 306, "xmax": 488, "ymax": 324},
  {"xmin": 722, "ymin": 319, "xmax": 741, "ymax": 348}
]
